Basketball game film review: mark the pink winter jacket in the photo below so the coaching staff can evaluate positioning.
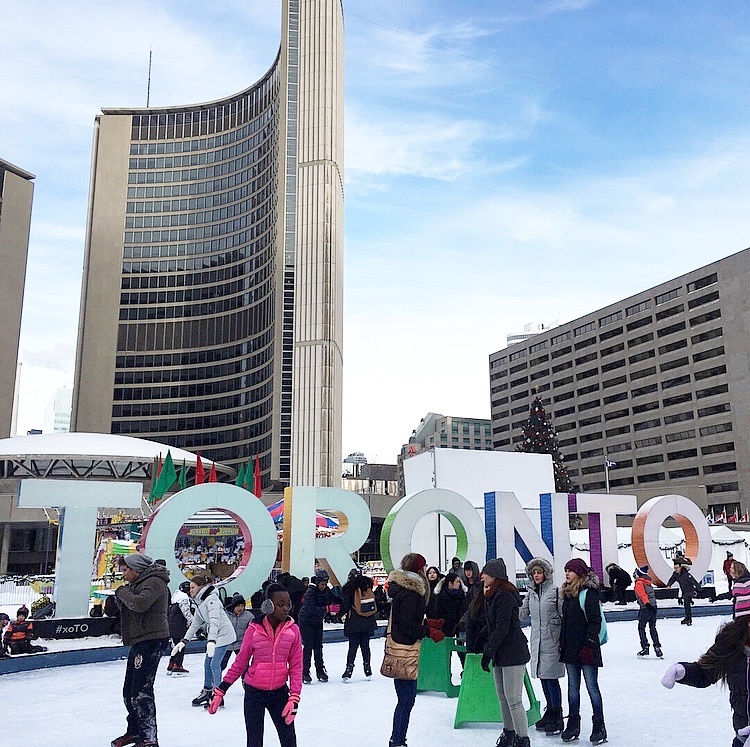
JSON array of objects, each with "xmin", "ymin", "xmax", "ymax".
[{"xmin": 223, "ymin": 615, "xmax": 302, "ymax": 696}]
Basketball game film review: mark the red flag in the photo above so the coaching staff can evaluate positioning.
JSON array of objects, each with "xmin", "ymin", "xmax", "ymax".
[
  {"xmin": 195, "ymin": 453, "xmax": 205, "ymax": 484},
  {"xmin": 208, "ymin": 462, "xmax": 218, "ymax": 482},
  {"xmin": 253, "ymin": 454, "xmax": 262, "ymax": 497}
]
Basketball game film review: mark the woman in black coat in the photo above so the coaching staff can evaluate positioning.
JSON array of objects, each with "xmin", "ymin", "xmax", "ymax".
[
  {"xmin": 481, "ymin": 558, "xmax": 531, "ymax": 747},
  {"xmin": 387, "ymin": 553, "xmax": 444, "ymax": 747},
  {"xmin": 662, "ymin": 612, "xmax": 750, "ymax": 746},
  {"xmin": 559, "ymin": 558, "xmax": 605, "ymax": 745},
  {"xmin": 434, "ymin": 572, "xmax": 467, "ymax": 636},
  {"xmin": 340, "ymin": 570, "xmax": 378, "ymax": 681}
]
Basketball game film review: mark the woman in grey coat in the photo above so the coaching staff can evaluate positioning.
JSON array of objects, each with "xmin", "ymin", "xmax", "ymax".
[
  {"xmin": 171, "ymin": 575, "xmax": 237, "ymax": 707},
  {"xmin": 519, "ymin": 557, "xmax": 565, "ymax": 735}
]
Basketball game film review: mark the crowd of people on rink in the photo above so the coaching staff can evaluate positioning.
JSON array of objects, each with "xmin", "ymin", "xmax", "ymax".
[{"xmin": 11, "ymin": 547, "xmax": 750, "ymax": 747}]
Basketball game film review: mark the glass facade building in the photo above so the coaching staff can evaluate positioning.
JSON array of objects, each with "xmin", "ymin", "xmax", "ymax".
[{"xmin": 72, "ymin": 1, "xmax": 344, "ymax": 490}]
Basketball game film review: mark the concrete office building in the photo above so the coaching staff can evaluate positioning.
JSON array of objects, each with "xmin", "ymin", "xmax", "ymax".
[
  {"xmin": 489, "ymin": 248, "xmax": 750, "ymax": 517},
  {"xmin": 0, "ymin": 159, "xmax": 34, "ymax": 439},
  {"xmin": 72, "ymin": 0, "xmax": 344, "ymax": 490}
]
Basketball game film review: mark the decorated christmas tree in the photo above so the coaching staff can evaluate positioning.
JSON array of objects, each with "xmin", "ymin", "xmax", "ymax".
[{"xmin": 516, "ymin": 395, "xmax": 575, "ymax": 493}]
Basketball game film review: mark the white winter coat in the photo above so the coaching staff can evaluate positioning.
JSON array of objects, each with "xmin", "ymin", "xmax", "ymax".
[
  {"xmin": 183, "ymin": 585, "xmax": 236, "ymax": 647},
  {"xmin": 519, "ymin": 558, "xmax": 565, "ymax": 680}
]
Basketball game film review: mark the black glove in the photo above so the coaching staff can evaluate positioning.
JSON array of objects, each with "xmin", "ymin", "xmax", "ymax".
[
  {"xmin": 645, "ymin": 603, "xmax": 654, "ymax": 611},
  {"xmin": 481, "ymin": 653, "xmax": 492, "ymax": 672}
]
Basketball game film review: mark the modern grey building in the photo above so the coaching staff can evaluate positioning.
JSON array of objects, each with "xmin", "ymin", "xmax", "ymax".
[
  {"xmin": 0, "ymin": 159, "xmax": 34, "ymax": 439},
  {"xmin": 72, "ymin": 0, "xmax": 344, "ymax": 490},
  {"xmin": 489, "ymin": 248, "xmax": 750, "ymax": 517}
]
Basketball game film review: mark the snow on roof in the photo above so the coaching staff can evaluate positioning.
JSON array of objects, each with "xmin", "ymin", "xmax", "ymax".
[{"xmin": 0, "ymin": 432, "xmax": 214, "ymax": 467}]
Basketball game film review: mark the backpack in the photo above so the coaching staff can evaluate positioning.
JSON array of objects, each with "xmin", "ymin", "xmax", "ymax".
[
  {"xmin": 354, "ymin": 587, "xmax": 377, "ymax": 617},
  {"xmin": 579, "ymin": 588, "xmax": 608, "ymax": 645}
]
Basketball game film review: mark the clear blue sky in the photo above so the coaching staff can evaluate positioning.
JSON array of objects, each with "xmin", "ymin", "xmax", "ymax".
[{"xmin": 2, "ymin": 0, "xmax": 750, "ymax": 462}]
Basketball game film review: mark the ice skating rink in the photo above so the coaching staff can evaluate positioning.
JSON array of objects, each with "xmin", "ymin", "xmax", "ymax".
[{"xmin": 1, "ymin": 616, "xmax": 734, "ymax": 746}]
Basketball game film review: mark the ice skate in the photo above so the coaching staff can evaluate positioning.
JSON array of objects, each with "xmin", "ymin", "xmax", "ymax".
[
  {"xmin": 111, "ymin": 735, "xmax": 138, "ymax": 747},
  {"xmin": 317, "ymin": 668, "xmax": 329, "ymax": 682},
  {"xmin": 655, "ymin": 646, "xmax": 663, "ymax": 658},
  {"xmin": 637, "ymin": 646, "xmax": 649, "ymax": 657},
  {"xmin": 494, "ymin": 729, "xmax": 515, "ymax": 747},
  {"xmin": 589, "ymin": 717, "xmax": 607, "ymax": 745},
  {"xmin": 562, "ymin": 715, "xmax": 581, "ymax": 742},
  {"xmin": 191, "ymin": 687, "xmax": 212, "ymax": 707},
  {"xmin": 363, "ymin": 662, "xmax": 372, "ymax": 679},
  {"xmin": 342, "ymin": 663, "xmax": 354, "ymax": 682}
]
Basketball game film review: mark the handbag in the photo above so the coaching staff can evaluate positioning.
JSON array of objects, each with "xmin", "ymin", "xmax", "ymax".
[{"xmin": 380, "ymin": 615, "xmax": 421, "ymax": 680}]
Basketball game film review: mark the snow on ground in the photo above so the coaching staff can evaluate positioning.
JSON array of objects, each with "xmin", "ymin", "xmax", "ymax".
[{"xmin": 1, "ymin": 614, "xmax": 737, "ymax": 746}]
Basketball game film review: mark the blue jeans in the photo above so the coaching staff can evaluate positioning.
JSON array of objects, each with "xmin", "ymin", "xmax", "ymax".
[
  {"xmin": 390, "ymin": 678, "xmax": 417, "ymax": 745},
  {"xmin": 204, "ymin": 644, "xmax": 230, "ymax": 689},
  {"xmin": 565, "ymin": 663, "xmax": 603, "ymax": 721},
  {"xmin": 541, "ymin": 677, "xmax": 562, "ymax": 709}
]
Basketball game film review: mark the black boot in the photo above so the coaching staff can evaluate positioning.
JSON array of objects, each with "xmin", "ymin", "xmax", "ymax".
[
  {"xmin": 637, "ymin": 645, "xmax": 649, "ymax": 657},
  {"xmin": 655, "ymin": 646, "xmax": 663, "ymax": 658},
  {"xmin": 191, "ymin": 687, "xmax": 212, "ymax": 707},
  {"xmin": 545, "ymin": 707, "xmax": 565, "ymax": 736},
  {"xmin": 363, "ymin": 661, "xmax": 372, "ymax": 678},
  {"xmin": 317, "ymin": 667, "xmax": 328, "ymax": 682},
  {"xmin": 342, "ymin": 664, "xmax": 354, "ymax": 682},
  {"xmin": 590, "ymin": 717, "xmax": 607, "ymax": 744},
  {"xmin": 495, "ymin": 729, "xmax": 515, "ymax": 747},
  {"xmin": 302, "ymin": 671, "xmax": 312, "ymax": 684},
  {"xmin": 535, "ymin": 707, "xmax": 552, "ymax": 731},
  {"xmin": 514, "ymin": 737, "xmax": 531, "ymax": 747},
  {"xmin": 562, "ymin": 714, "xmax": 581, "ymax": 742}
]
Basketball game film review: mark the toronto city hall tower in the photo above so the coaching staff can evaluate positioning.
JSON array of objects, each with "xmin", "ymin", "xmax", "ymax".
[{"xmin": 72, "ymin": 1, "xmax": 344, "ymax": 490}]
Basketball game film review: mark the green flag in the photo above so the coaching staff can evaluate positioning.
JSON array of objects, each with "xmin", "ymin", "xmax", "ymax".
[
  {"xmin": 235, "ymin": 462, "xmax": 246, "ymax": 488},
  {"xmin": 154, "ymin": 450, "xmax": 177, "ymax": 499},
  {"xmin": 178, "ymin": 459, "xmax": 187, "ymax": 490}
]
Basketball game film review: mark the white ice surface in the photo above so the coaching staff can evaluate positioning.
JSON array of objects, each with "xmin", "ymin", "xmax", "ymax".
[{"xmin": 1, "ymin": 615, "xmax": 736, "ymax": 746}]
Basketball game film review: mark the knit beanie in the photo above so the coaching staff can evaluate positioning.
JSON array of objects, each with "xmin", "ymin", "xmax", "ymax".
[
  {"xmin": 122, "ymin": 552, "xmax": 153, "ymax": 573},
  {"xmin": 482, "ymin": 558, "xmax": 508, "ymax": 581},
  {"xmin": 564, "ymin": 558, "xmax": 590, "ymax": 578},
  {"xmin": 634, "ymin": 565, "xmax": 650, "ymax": 578},
  {"xmin": 16, "ymin": 605, "xmax": 29, "ymax": 619},
  {"xmin": 402, "ymin": 553, "xmax": 428, "ymax": 573}
]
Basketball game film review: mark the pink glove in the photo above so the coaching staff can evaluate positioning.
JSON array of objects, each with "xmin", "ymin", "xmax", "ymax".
[
  {"xmin": 282, "ymin": 694, "xmax": 300, "ymax": 725},
  {"xmin": 661, "ymin": 663, "xmax": 686, "ymax": 689},
  {"xmin": 428, "ymin": 627, "xmax": 445, "ymax": 643},
  {"xmin": 207, "ymin": 688, "xmax": 225, "ymax": 714}
]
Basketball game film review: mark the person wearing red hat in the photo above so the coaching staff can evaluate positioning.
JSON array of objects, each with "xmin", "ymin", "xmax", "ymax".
[{"xmin": 386, "ymin": 553, "xmax": 444, "ymax": 747}]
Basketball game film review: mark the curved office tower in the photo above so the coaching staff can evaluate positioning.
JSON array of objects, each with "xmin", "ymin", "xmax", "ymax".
[{"xmin": 72, "ymin": 0, "xmax": 344, "ymax": 489}]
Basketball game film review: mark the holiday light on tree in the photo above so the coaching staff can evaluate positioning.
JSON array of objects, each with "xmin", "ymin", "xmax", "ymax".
[{"xmin": 516, "ymin": 395, "xmax": 574, "ymax": 493}]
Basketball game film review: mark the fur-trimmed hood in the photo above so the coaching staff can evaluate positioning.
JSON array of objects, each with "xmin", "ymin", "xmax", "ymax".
[
  {"xmin": 524, "ymin": 557, "xmax": 554, "ymax": 583},
  {"xmin": 388, "ymin": 568, "xmax": 428, "ymax": 597},
  {"xmin": 561, "ymin": 570, "xmax": 600, "ymax": 597}
]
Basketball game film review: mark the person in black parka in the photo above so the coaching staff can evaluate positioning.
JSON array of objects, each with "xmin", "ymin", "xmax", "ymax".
[
  {"xmin": 662, "ymin": 604, "xmax": 750, "ymax": 747},
  {"xmin": 297, "ymin": 570, "xmax": 342, "ymax": 683},
  {"xmin": 559, "ymin": 558, "xmax": 606, "ymax": 745},
  {"xmin": 434, "ymin": 572, "xmax": 468, "ymax": 637},
  {"xmin": 481, "ymin": 558, "xmax": 531, "ymax": 747},
  {"xmin": 340, "ymin": 569, "xmax": 378, "ymax": 681},
  {"xmin": 605, "ymin": 562, "xmax": 631, "ymax": 605},
  {"xmin": 666, "ymin": 556, "xmax": 701, "ymax": 625}
]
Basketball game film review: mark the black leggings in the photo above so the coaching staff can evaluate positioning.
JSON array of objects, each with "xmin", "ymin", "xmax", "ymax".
[{"xmin": 346, "ymin": 631, "xmax": 372, "ymax": 666}]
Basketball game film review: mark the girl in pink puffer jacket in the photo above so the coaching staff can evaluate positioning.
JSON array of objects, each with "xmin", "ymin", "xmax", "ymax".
[{"xmin": 208, "ymin": 583, "xmax": 303, "ymax": 747}]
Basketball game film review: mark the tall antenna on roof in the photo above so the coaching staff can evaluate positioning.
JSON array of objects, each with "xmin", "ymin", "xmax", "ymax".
[{"xmin": 146, "ymin": 48, "xmax": 152, "ymax": 107}]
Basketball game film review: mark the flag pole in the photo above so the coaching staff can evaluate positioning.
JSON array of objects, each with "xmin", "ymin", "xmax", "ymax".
[{"xmin": 604, "ymin": 448, "xmax": 610, "ymax": 494}]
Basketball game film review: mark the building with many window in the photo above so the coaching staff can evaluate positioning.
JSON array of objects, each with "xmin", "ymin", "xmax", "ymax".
[
  {"xmin": 489, "ymin": 248, "xmax": 750, "ymax": 517},
  {"xmin": 71, "ymin": 0, "xmax": 344, "ymax": 490},
  {"xmin": 0, "ymin": 159, "xmax": 34, "ymax": 439}
]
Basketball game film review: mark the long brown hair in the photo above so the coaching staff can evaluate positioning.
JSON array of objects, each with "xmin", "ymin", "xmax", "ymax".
[
  {"xmin": 561, "ymin": 573, "xmax": 585, "ymax": 598},
  {"xmin": 697, "ymin": 617, "xmax": 750, "ymax": 683},
  {"xmin": 484, "ymin": 578, "xmax": 517, "ymax": 597}
]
